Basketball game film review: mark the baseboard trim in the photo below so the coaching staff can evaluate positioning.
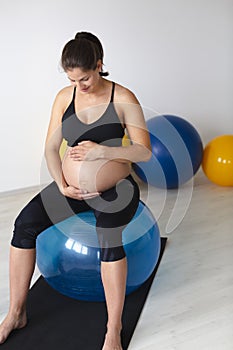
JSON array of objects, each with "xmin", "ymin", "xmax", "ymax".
[{"xmin": 0, "ymin": 183, "xmax": 49, "ymax": 198}]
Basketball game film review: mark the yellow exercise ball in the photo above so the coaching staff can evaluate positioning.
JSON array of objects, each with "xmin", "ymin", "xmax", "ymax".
[
  {"xmin": 59, "ymin": 139, "xmax": 67, "ymax": 159},
  {"xmin": 122, "ymin": 134, "xmax": 131, "ymax": 147},
  {"xmin": 202, "ymin": 135, "xmax": 233, "ymax": 186}
]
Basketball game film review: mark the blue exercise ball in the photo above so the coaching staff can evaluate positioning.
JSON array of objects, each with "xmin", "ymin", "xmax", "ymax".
[
  {"xmin": 133, "ymin": 115, "xmax": 203, "ymax": 189},
  {"xmin": 36, "ymin": 201, "xmax": 160, "ymax": 302}
]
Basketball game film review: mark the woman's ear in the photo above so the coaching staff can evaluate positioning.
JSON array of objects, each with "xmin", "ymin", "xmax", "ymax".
[{"xmin": 96, "ymin": 59, "xmax": 102, "ymax": 72}]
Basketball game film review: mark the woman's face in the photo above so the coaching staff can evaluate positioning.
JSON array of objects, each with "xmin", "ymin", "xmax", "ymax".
[{"xmin": 66, "ymin": 62, "xmax": 102, "ymax": 94}]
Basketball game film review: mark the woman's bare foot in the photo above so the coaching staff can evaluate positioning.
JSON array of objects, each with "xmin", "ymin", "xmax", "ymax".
[
  {"xmin": 0, "ymin": 311, "xmax": 27, "ymax": 344},
  {"xmin": 102, "ymin": 328, "xmax": 123, "ymax": 350}
]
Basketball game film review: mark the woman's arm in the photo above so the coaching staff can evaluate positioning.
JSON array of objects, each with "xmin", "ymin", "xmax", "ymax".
[
  {"xmin": 44, "ymin": 88, "xmax": 98, "ymax": 199},
  {"xmin": 103, "ymin": 90, "xmax": 151, "ymax": 163},
  {"xmin": 44, "ymin": 89, "xmax": 67, "ymax": 191}
]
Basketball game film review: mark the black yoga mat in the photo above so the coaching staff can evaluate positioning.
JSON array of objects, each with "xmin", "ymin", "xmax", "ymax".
[{"xmin": 1, "ymin": 237, "xmax": 167, "ymax": 350}]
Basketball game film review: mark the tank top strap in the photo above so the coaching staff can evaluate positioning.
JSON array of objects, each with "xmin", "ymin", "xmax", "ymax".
[
  {"xmin": 110, "ymin": 82, "xmax": 115, "ymax": 103},
  {"xmin": 72, "ymin": 86, "xmax": 76, "ymax": 101}
]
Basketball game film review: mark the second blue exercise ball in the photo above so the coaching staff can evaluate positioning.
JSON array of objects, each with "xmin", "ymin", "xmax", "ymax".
[
  {"xmin": 36, "ymin": 201, "xmax": 160, "ymax": 302},
  {"xmin": 133, "ymin": 115, "xmax": 203, "ymax": 189}
]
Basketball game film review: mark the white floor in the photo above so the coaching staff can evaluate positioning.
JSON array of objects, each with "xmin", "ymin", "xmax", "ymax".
[{"xmin": 0, "ymin": 170, "xmax": 233, "ymax": 350}]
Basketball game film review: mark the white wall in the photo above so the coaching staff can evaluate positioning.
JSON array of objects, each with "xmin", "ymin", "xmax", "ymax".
[{"xmin": 0, "ymin": 0, "xmax": 232, "ymax": 192}]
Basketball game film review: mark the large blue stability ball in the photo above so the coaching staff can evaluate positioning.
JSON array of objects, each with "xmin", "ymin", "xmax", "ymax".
[
  {"xmin": 133, "ymin": 115, "xmax": 203, "ymax": 189},
  {"xmin": 36, "ymin": 201, "xmax": 160, "ymax": 302}
]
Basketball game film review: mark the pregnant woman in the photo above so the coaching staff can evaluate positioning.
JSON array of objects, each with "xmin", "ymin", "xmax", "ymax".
[{"xmin": 0, "ymin": 32, "xmax": 151, "ymax": 350}]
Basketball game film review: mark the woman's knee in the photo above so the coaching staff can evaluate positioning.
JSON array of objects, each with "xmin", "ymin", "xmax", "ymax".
[
  {"xmin": 96, "ymin": 226, "xmax": 126, "ymax": 262},
  {"xmin": 11, "ymin": 213, "xmax": 36, "ymax": 248},
  {"xmin": 11, "ymin": 198, "xmax": 51, "ymax": 249},
  {"xmin": 100, "ymin": 246, "xmax": 126, "ymax": 262}
]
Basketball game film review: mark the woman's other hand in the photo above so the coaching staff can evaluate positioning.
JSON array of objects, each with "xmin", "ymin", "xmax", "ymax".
[{"xmin": 59, "ymin": 183, "xmax": 100, "ymax": 200}]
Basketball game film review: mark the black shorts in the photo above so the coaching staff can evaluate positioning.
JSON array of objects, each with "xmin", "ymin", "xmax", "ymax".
[{"xmin": 11, "ymin": 175, "xmax": 140, "ymax": 261}]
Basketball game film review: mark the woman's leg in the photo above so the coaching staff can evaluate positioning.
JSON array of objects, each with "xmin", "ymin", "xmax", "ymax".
[
  {"xmin": 91, "ymin": 175, "xmax": 140, "ymax": 350},
  {"xmin": 0, "ymin": 182, "xmax": 90, "ymax": 344},
  {"xmin": 101, "ymin": 258, "xmax": 127, "ymax": 350},
  {"xmin": 0, "ymin": 247, "xmax": 36, "ymax": 344}
]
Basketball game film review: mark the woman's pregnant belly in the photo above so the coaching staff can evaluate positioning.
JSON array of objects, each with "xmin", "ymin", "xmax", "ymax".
[{"xmin": 62, "ymin": 150, "xmax": 131, "ymax": 193}]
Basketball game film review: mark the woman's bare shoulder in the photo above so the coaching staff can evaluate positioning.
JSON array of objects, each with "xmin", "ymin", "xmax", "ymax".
[
  {"xmin": 51, "ymin": 85, "xmax": 75, "ymax": 115},
  {"xmin": 114, "ymin": 82, "xmax": 140, "ymax": 104},
  {"xmin": 56, "ymin": 85, "xmax": 74, "ymax": 103}
]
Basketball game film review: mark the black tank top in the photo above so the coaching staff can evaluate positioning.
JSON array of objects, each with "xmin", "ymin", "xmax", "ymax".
[{"xmin": 62, "ymin": 82, "xmax": 125, "ymax": 147}]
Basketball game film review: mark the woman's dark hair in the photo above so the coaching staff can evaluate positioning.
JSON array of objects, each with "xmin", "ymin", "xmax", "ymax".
[{"xmin": 61, "ymin": 32, "xmax": 109, "ymax": 76}]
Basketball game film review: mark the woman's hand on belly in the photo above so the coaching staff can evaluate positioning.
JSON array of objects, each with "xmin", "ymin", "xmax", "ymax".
[{"xmin": 68, "ymin": 141, "xmax": 103, "ymax": 161}]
